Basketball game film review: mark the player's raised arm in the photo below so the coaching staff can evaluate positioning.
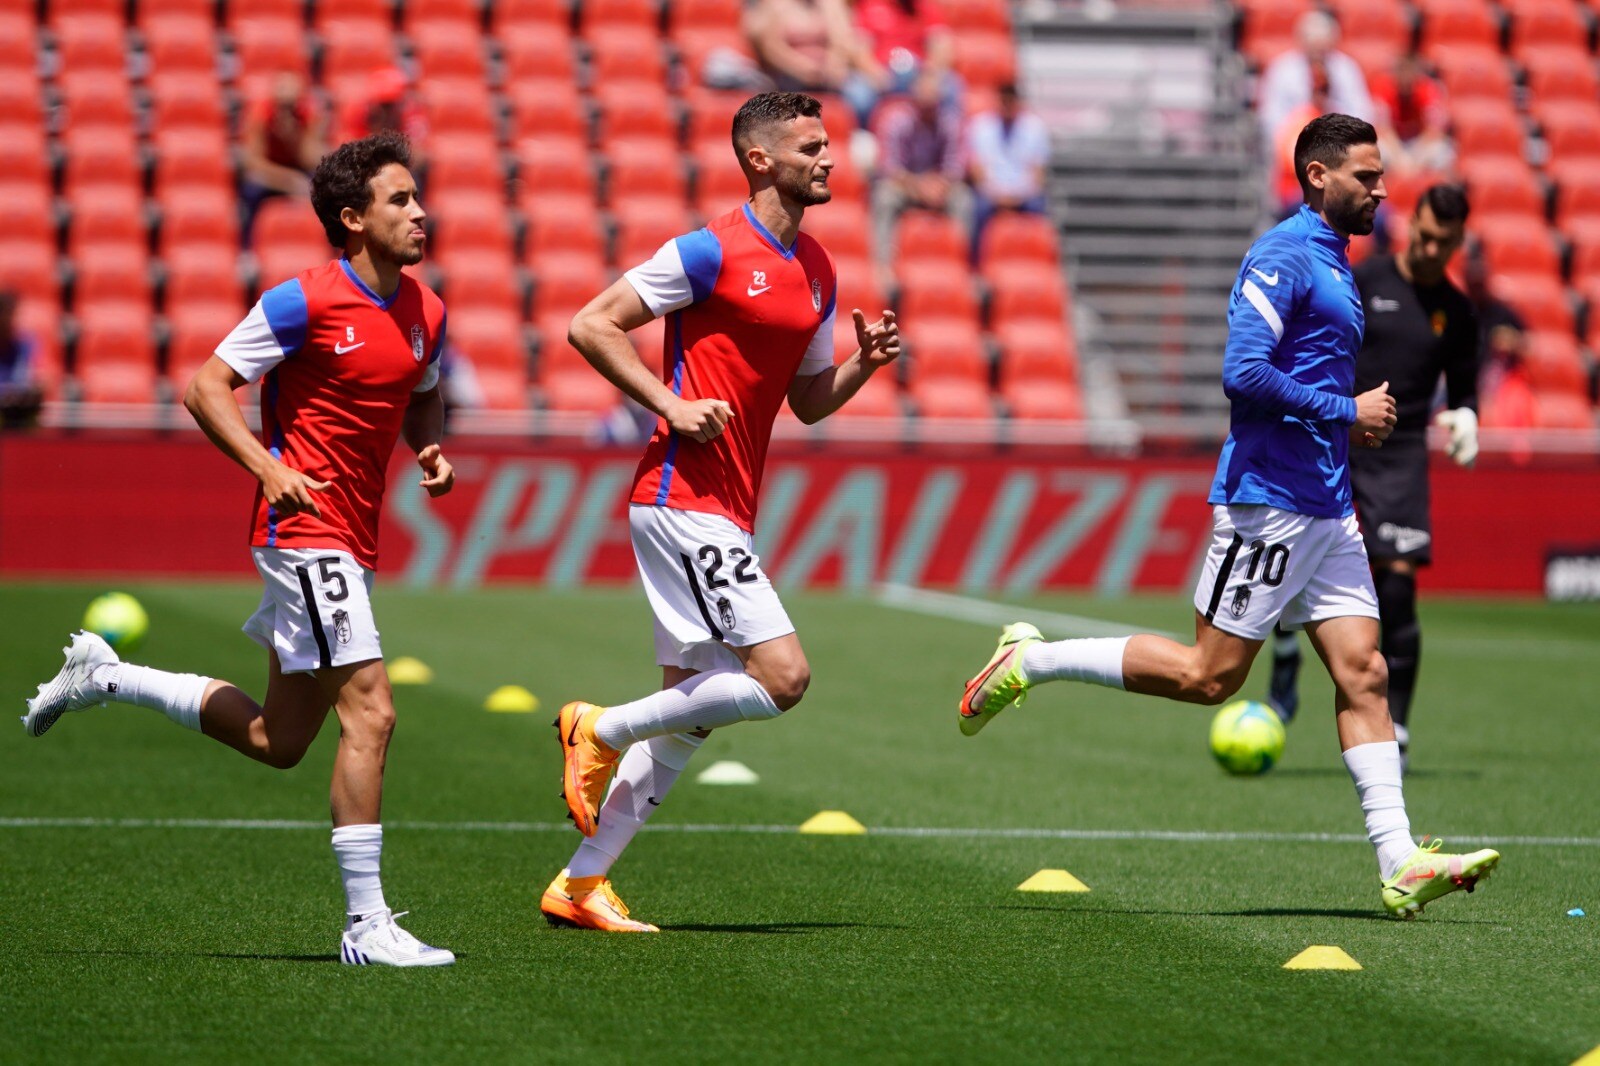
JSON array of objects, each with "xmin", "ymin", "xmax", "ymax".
[{"xmin": 786, "ymin": 308, "xmax": 900, "ymax": 424}]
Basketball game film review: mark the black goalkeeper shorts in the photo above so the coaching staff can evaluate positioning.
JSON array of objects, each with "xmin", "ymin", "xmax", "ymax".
[{"xmin": 1351, "ymin": 436, "xmax": 1432, "ymax": 565}]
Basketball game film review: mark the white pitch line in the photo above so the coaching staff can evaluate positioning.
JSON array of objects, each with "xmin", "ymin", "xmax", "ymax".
[
  {"xmin": 0, "ymin": 816, "xmax": 1593, "ymax": 847},
  {"xmin": 874, "ymin": 583, "xmax": 1183, "ymax": 640}
]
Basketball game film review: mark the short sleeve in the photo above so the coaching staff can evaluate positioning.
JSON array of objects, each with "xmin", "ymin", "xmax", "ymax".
[
  {"xmin": 796, "ymin": 268, "xmax": 839, "ymax": 377},
  {"xmin": 215, "ymin": 279, "xmax": 308, "ymax": 383},
  {"xmin": 414, "ymin": 309, "xmax": 445, "ymax": 393},
  {"xmin": 623, "ymin": 229, "xmax": 722, "ymax": 317}
]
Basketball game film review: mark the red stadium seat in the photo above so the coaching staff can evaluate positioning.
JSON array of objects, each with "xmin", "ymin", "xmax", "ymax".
[
  {"xmin": 894, "ymin": 211, "xmax": 965, "ymax": 264},
  {"xmin": 413, "ymin": 22, "xmax": 487, "ymax": 82},
  {"xmin": 1475, "ymin": 218, "xmax": 1562, "ymax": 278},
  {"xmin": 0, "ymin": 123, "xmax": 48, "ymax": 188},
  {"xmin": 1003, "ymin": 377, "xmax": 1083, "ymax": 421},
  {"xmin": 832, "ymin": 254, "xmax": 888, "ymax": 319},
  {"xmin": 158, "ymin": 189, "xmax": 240, "ymax": 259},
  {"xmin": 429, "ymin": 199, "xmax": 516, "ymax": 259},
  {"xmin": 529, "ymin": 251, "xmax": 609, "ymax": 319},
  {"xmin": 951, "ymin": 30, "xmax": 1016, "ymax": 90},
  {"xmin": 3, "ymin": 182, "xmax": 54, "ymax": 247},
  {"xmin": 253, "ymin": 197, "xmax": 328, "ymax": 252},
  {"xmin": 0, "ymin": 12, "xmax": 35, "ymax": 72},
  {"xmin": 152, "ymin": 128, "xmax": 235, "ymax": 195},
  {"xmin": 0, "ymin": 240, "xmax": 60, "ymax": 312},
  {"xmin": 0, "ymin": 69, "xmax": 44, "ymax": 130},
  {"xmin": 500, "ymin": 21, "xmax": 577, "ymax": 81},
  {"xmin": 75, "ymin": 304, "xmax": 159, "ymax": 404},
  {"xmin": 1236, "ymin": 0, "xmax": 1311, "ymax": 66},
  {"xmin": 692, "ymin": 141, "xmax": 748, "ymax": 214},
  {"xmin": 985, "ymin": 261, "xmax": 1069, "ymax": 326},
  {"xmin": 1429, "ymin": 46, "xmax": 1513, "ymax": 102},
  {"xmin": 316, "ymin": 0, "xmax": 392, "ymax": 29},
  {"xmin": 606, "ymin": 141, "xmax": 688, "ymax": 206},
  {"xmin": 627, "ymin": 315, "xmax": 666, "ymax": 375},
  {"xmin": 59, "ymin": 69, "xmax": 136, "ymax": 131},
  {"xmin": 494, "ymin": 0, "xmax": 570, "ymax": 31},
  {"xmin": 896, "ymin": 260, "xmax": 980, "ymax": 326},
  {"xmin": 670, "ymin": 0, "xmax": 740, "ymax": 32},
  {"xmin": 1505, "ymin": 0, "xmax": 1587, "ymax": 50},
  {"xmin": 226, "ymin": 0, "xmax": 302, "ymax": 28},
  {"xmin": 434, "ymin": 250, "xmax": 524, "ymax": 316},
  {"xmin": 138, "ymin": 0, "xmax": 220, "ymax": 25},
  {"xmin": 683, "ymin": 88, "xmax": 748, "ymax": 146},
  {"xmin": 612, "ymin": 202, "xmax": 693, "ymax": 267},
  {"xmin": 54, "ymin": 14, "xmax": 126, "ymax": 71},
  {"xmin": 905, "ymin": 318, "xmax": 986, "ymax": 380},
  {"xmin": 165, "ymin": 303, "xmax": 247, "ymax": 385},
  {"xmin": 822, "ymin": 369, "xmax": 901, "ymax": 422},
  {"xmin": 255, "ymin": 243, "xmax": 329, "ymax": 293},
  {"xmin": 426, "ymin": 134, "xmax": 503, "ymax": 195},
  {"xmin": 514, "ymin": 136, "xmax": 598, "ymax": 201},
  {"xmin": 1563, "ymin": 218, "xmax": 1600, "ymax": 283},
  {"xmin": 16, "ymin": 298, "xmax": 65, "ymax": 397},
  {"xmin": 1521, "ymin": 332, "xmax": 1588, "ymax": 395},
  {"xmin": 141, "ymin": 15, "xmax": 217, "ymax": 73},
  {"xmin": 419, "ymin": 78, "xmax": 495, "ymax": 135},
  {"xmin": 581, "ymin": 0, "xmax": 658, "ymax": 33},
  {"xmin": 1457, "ymin": 158, "xmax": 1546, "ymax": 221},
  {"xmin": 1325, "ymin": 0, "xmax": 1409, "ymax": 51},
  {"xmin": 996, "ymin": 318, "xmax": 1077, "ymax": 380},
  {"xmin": 672, "ymin": 25, "xmax": 753, "ymax": 83},
  {"xmin": 978, "ymin": 212, "xmax": 1060, "ymax": 268},
  {"xmin": 521, "ymin": 191, "xmax": 604, "ymax": 258},
  {"xmin": 1519, "ymin": 46, "xmax": 1600, "ymax": 103},
  {"xmin": 507, "ymin": 78, "xmax": 587, "ymax": 141},
  {"xmin": 231, "ymin": 16, "xmax": 310, "ymax": 81},
  {"xmin": 1449, "ymin": 100, "xmax": 1526, "ymax": 161},
  {"xmin": 1415, "ymin": 0, "xmax": 1501, "ymax": 56},
  {"xmin": 586, "ymin": 27, "xmax": 667, "ymax": 85},
  {"xmin": 1534, "ymin": 100, "xmax": 1600, "ymax": 165},
  {"xmin": 797, "ymin": 200, "xmax": 871, "ymax": 260},
  {"xmin": 163, "ymin": 258, "xmax": 245, "ymax": 313},
  {"xmin": 1489, "ymin": 273, "xmax": 1575, "ymax": 335},
  {"xmin": 1533, "ymin": 390, "xmax": 1594, "ymax": 429},
  {"xmin": 404, "ymin": 0, "xmax": 483, "ymax": 31},
  {"xmin": 65, "ymin": 187, "xmax": 145, "ymax": 258},
  {"xmin": 148, "ymin": 71, "xmax": 227, "ymax": 132},
  {"xmin": 1548, "ymin": 158, "xmax": 1600, "ymax": 227},
  {"xmin": 73, "ymin": 243, "xmax": 155, "ymax": 310},
  {"xmin": 319, "ymin": 19, "xmax": 397, "ymax": 88}
]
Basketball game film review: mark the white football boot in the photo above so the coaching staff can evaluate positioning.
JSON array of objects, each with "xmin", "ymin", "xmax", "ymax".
[
  {"xmin": 22, "ymin": 631, "xmax": 119, "ymax": 738},
  {"xmin": 340, "ymin": 910, "xmax": 455, "ymax": 967}
]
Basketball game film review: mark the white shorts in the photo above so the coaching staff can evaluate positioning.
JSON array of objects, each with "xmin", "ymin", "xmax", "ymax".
[
  {"xmin": 242, "ymin": 547, "xmax": 381, "ymax": 674},
  {"xmin": 1192, "ymin": 505, "xmax": 1379, "ymax": 641},
  {"xmin": 630, "ymin": 504, "xmax": 796, "ymax": 672}
]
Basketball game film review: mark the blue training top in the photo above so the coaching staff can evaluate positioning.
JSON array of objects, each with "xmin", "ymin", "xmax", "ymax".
[{"xmin": 1208, "ymin": 205, "xmax": 1365, "ymax": 519}]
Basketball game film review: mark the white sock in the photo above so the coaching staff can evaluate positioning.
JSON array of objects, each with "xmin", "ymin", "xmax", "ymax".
[
  {"xmin": 569, "ymin": 732, "xmax": 705, "ymax": 880},
  {"xmin": 331, "ymin": 824, "xmax": 388, "ymax": 918},
  {"xmin": 595, "ymin": 670, "xmax": 781, "ymax": 750},
  {"xmin": 1019, "ymin": 637, "xmax": 1129, "ymax": 690},
  {"xmin": 93, "ymin": 663, "xmax": 208, "ymax": 731},
  {"xmin": 1342, "ymin": 741, "xmax": 1416, "ymax": 879}
]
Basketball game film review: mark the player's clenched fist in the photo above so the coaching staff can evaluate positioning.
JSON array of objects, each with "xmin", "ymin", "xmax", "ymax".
[
  {"xmin": 1352, "ymin": 380, "xmax": 1398, "ymax": 449},
  {"xmin": 853, "ymin": 308, "xmax": 900, "ymax": 367},
  {"xmin": 416, "ymin": 443, "xmax": 455, "ymax": 497},
  {"xmin": 667, "ymin": 397, "xmax": 735, "ymax": 442},
  {"xmin": 259, "ymin": 461, "xmax": 329, "ymax": 518}
]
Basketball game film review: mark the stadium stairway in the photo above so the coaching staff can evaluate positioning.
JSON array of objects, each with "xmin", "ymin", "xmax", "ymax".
[{"xmin": 1017, "ymin": 0, "xmax": 1255, "ymax": 440}]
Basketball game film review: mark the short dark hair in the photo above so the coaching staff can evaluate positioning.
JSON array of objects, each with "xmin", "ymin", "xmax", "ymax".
[
  {"xmin": 1292, "ymin": 113, "xmax": 1378, "ymax": 197},
  {"xmin": 1418, "ymin": 182, "xmax": 1470, "ymax": 225},
  {"xmin": 731, "ymin": 91, "xmax": 822, "ymax": 154},
  {"xmin": 310, "ymin": 131, "xmax": 413, "ymax": 247}
]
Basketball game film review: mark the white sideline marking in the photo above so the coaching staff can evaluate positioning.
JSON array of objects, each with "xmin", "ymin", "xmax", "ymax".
[
  {"xmin": 0, "ymin": 816, "xmax": 1592, "ymax": 847},
  {"xmin": 873, "ymin": 584, "xmax": 1183, "ymax": 640}
]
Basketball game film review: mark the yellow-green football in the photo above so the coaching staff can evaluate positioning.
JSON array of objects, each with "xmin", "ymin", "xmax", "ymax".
[
  {"xmin": 83, "ymin": 592, "xmax": 149, "ymax": 654},
  {"xmin": 1208, "ymin": 699, "xmax": 1285, "ymax": 775}
]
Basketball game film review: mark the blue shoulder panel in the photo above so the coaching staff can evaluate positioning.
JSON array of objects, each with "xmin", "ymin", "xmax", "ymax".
[
  {"xmin": 674, "ymin": 228, "xmax": 722, "ymax": 305},
  {"xmin": 260, "ymin": 278, "xmax": 309, "ymax": 356}
]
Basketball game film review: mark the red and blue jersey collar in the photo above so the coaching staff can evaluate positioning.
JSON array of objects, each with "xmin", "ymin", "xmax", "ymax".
[
  {"xmin": 741, "ymin": 203, "xmax": 797, "ymax": 261},
  {"xmin": 338, "ymin": 257, "xmax": 402, "ymax": 310}
]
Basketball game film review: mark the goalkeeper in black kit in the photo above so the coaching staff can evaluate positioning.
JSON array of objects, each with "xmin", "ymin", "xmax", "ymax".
[{"xmin": 1266, "ymin": 183, "xmax": 1480, "ymax": 772}]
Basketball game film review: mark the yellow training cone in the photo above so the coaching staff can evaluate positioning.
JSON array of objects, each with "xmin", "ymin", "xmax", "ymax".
[
  {"xmin": 483, "ymin": 685, "xmax": 539, "ymax": 713},
  {"xmin": 1574, "ymin": 1046, "xmax": 1600, "ymax": 1066},
  {"xmin": 798, "ymin": 810, "xmax": 866, "ymax": 835},
  {"xmin": 388, "ymin": 657, "xmax": 434, "ymax": 685},
  {"xmin": 1017, "ymin": 869, "xmax": 1090, "ymax": 893},
  {"xmin": 1283, "ymin": 946, "xmax": 1362, "ymax": 970}
]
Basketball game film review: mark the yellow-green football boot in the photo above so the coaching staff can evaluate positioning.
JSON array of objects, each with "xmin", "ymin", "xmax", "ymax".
[
  {"xmin": 958, "ymin": 622, "xmax": 1042, "ymax": 736},
  {"xmin": 1381, "ymin": 837, "xmax": 1501, "ymax": 919}
]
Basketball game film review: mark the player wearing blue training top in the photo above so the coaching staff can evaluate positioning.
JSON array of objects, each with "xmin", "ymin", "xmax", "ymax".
[{"xmin": 955, "ymin": 114, "xmax": 1500, "ymax": 919}]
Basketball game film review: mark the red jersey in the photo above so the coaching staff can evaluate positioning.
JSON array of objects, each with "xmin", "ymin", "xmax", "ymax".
[
  {"xmin": 624, "ymin": 205, "xmax": 838, "ymax": 531},
  {"xmin": 214, "ymin": 258, "xmax": 446, "ymax": 570}
]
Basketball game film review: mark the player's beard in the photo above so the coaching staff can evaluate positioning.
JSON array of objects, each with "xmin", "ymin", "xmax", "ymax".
[
  {"xmin": 1326, "ymin": 189, "xmax": 1376, "ymax": 237},
  {"xmin": 779, "ymin": 166, "xmax": 832, "ymax": 207},
  {"xmin": 386, "ymin": 231, "xmax": 426, "ymax": 267}
]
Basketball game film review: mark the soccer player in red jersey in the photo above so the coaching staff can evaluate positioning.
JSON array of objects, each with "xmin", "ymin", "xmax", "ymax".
[
  {"xmin": 541, "ymin": 92, "xmax": 901, "ymax": 932},
  {"xmin": 24, "ymin": 133, "xmax": 457, "ymax": 966}
]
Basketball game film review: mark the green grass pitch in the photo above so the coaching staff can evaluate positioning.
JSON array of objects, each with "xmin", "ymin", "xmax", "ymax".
[{"xmin": 2, "ymin": 580, "xmax": 1597, "ymax": 1064}]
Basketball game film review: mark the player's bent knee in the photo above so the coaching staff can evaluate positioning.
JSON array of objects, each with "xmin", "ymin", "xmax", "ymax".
[{"xmin": 764, "ymin": 663, "xmax": 810, "ymax": 712}]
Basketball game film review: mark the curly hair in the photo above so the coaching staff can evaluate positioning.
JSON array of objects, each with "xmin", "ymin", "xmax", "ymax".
[{"xmin": 310, "ymin": 131, "xmax": 414, "ymax": 247}]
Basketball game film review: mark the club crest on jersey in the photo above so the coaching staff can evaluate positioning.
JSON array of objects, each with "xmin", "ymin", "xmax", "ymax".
[
  {"xmin": 332, "ymin": 609, "xmax": 352, "ymax": 645},
  {"xmin": 1431, "ymin": 310, "xmax": 1447, "ymax": 337},
  {"xmin": 410, "ymin": 324, "xmax": 425, "ymax": 362},
  {"xmin": 717, "ymin": 596, "xmax": 736, "ymax": 631},
  {"xmin": 1230, "ymin": 586, "xmax": 1251, "ymax": 619},
  {"xmin": 811, "ymin": 278, "xmax": 822, "ymax": 313}
]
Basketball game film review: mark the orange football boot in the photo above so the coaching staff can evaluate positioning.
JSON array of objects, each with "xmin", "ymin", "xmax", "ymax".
[
  {"xmin": 555, "ymin": 701, "xmax": 620, "ymax": 836},
  {"xmin": 540, "ymin": 870, "xmax": 659, "ymax": 933}
]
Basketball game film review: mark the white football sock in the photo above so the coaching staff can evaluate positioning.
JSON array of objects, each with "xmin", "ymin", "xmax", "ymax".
[
  {"xmin": 568, "ymin": 731, "xmax": 705, "ymax": 880},
  {"xmin": 1019, "ymin": 637, "xmax": 1129, "ymax": 690},
  {"xmin": 1342, "ymin": 741, "xmax": 1416, "ymax": 879},
  {"xmin": 331, "ymin": 824, "xmax": 388, "ymax": 918},
  {"xmin": 93, "ymin": 663, "xmax": 208, "ymax": 732},
  {"xmin": 595, "ymin": 670, "xmax": 780, "ymax": 750}
]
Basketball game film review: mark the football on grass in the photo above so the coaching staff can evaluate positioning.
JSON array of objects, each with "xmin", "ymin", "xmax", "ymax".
[{"xmin": 1209, "ymin": 700, "xmax": 1285, "ymax": 775}]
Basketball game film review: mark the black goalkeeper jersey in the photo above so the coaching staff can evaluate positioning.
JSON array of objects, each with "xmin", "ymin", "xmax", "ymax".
[{"xmin": 1351, "ymin": 255, "xmax": 1480, "ymax": 442}]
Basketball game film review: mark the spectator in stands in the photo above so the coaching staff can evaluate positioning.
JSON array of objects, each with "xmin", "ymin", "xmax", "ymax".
[
  {"xmin": 1370, "ymin": 53, "xmax": 1453, "ymax": 175},
  {"xmin": 1259, "ymin": 12, "xmax": 1373, "ymax": 212},
  {"xmin": 965, "ymin": 81, "xmax": 1050, "ymax": 262},
  {"xmin": 744, "ymin": 0, "xmax": 856, "ymax": 94},
  {"xmin": 842, "ymin": 0, "xmax": 958, "ymax": 129},
  {"xmin": 872, "ymin": 69, "xmax": 968, "ymax": 264},
  {"xmin": 240, "ymin": 73, "xmax": 327, "ymax": 247},
  {"xmin": 341, "ymin": 68, "xmax": 428, "ymax": 168},
  {"xmin": 1464, "ymin": 250, "xmax": 1535, "ymax": 433},
  {"xmin": 0, "ymin": 291, "xmax": 42, "ymax": 428}
]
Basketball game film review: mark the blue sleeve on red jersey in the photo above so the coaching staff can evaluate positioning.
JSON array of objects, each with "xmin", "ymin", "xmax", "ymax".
[
  {"xmin": 674, "ymin": 228, "xmax": 722, "ymax": 304},
  {"xmin": 260, "ymin": 279, "xmax": 309, "ymax": 355},
  {"xmin": 431, "ymin": 310, "xmax": 447, "ymax": 365}
]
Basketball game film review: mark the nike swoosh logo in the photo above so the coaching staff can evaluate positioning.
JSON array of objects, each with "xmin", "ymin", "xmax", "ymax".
[
  {"xmin": 566, "ymin": 713, "xmax": 581, "ymax": 747},
  {"xmin": 1248, "ymin": 268, "xmax": 1279, "ymax": 286},
  {"xmin": 334, "ymin": 342, "xmax": 365, "ymax": 354},
  {"xmin": 747, "ymin": 285, "xmax": 771, "ymax": 297},
  {"xmin": 647, "ymin": 797, "xmax": 660, "ymax": 806}
]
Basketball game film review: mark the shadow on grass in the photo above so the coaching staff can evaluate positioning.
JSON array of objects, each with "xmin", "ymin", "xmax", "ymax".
[
  {"xmin": 665, "ymin": 921, "xmax": 905, "ymax": 935},
  {"xmin": 1272, "ymin": 767, "xmax": 1482, "ymax": 780},
  {"xmin": 45, "ymin": 949, "xmax": 343, "ymax": 963},
  {"xmin": 997, "ymin": 905, "xmax": 1501, "ymax": 925}
]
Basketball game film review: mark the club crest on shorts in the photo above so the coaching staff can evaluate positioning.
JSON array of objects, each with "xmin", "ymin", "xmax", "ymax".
[
  {"xmin": 1230, "ymin": 586, "xmax": 1251, "ymax": 619},
  {"xmin": 411, "ymin": 324, "xmax": 425, "ymax": 362},
  {"xmin": 332, "ymin": 608, "xmax": 352, "ymax": 645},
  {"xmin": 811, "ymin": 278, "xmax": 822, "ymax": 313},
  {"xmin": 716, "ymin": 596, "xmax": 736, "ymax": 631}
]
